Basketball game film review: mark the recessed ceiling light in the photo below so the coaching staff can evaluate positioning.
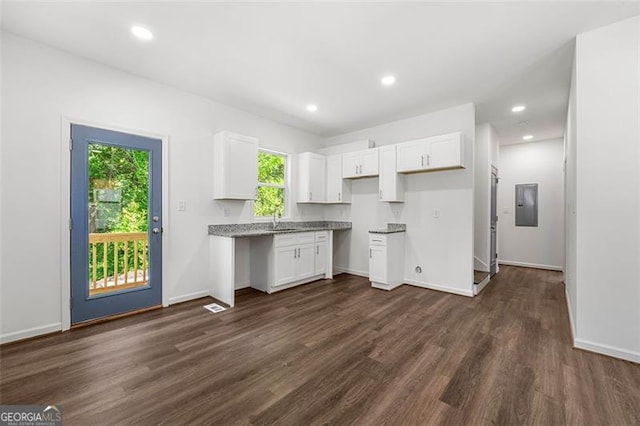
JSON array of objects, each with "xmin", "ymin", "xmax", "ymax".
[
  {"xmin": 522, "ymin": 135, "xmax": 534, "ymax": 140},
  {"xmin": 512, "ymin": 105, "xmax": 526, "ymax": 112},
  {"xmin": 306, "ymin": 104, "xmax": 318, "ymax": 112},
  {"xmin": 131, "ymin": 26, "xmax": 153, "ymax": 41},
  {"xmin": 381, "ymin": 75, "xmax": 396, "ymax": 86}
]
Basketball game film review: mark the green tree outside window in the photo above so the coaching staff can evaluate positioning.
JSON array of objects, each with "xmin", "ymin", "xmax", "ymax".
[{"xmin": 255, "ymin": 150, "xmax": 287, "ymax": 217}]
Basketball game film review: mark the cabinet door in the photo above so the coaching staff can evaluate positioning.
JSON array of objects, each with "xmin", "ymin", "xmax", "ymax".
[
  {"xmin": 379, "ymin": 145, "xmax": 404, "ymax": 202},
  {"xmin": 309, "ymin": 155, "xmax": 326, "ymax": 202},
  {"xmin": 360, "ymin": 148, "xmax": 379, "ymax": 176},
  {"xmin": 315, "ymin": 241, "xmax": 327, "ymax": 275},
  {"xmin": 369, "ymin": 246, "xmax": 387, "ymax": 283},
  {"xmin": 326, "ymin": 155, "xmax": 342, "ymax": 203},
  {"xmin": 342, "ymin": 152, "xmax": 360, "ymax": 178},
  {"xmin": 396, "ymin": 140, "xmax": 426, "ymax": 172},
  {"xmin": 296, "ymin": 243, "xmax": 316, "ymax": 280},
  {"xmin": 426, "ymin": 133, "xmax": 463, "ymax": 170},
  {"xmin": 274, "ymin": 246, "xmax": 297, "ymax": 287},
  {"xmin": 227, "ymin": 134, "xmax": 258, "ymax": 198}
]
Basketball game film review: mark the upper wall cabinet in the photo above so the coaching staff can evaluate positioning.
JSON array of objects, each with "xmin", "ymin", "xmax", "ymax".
[
  {"xmin": 213, "ymin": 131, "xmax": 258, "ymax": 200},
  {"xmin": 297, "ymin": 152, "xmax": 326, "ymax": 203},
  {"xmin": 326, "ymin": 155, "xmax": 351, "ymax": 204},
  {"xmin": 379, "ymin": 145, "xmax": 405, "ymax": 202},
  {"xmin": 396, "ymin": 132, "xmax": 464, "ymax": 173},
  {"xmin": 342, "ymin": 148, "xmax": 379, "ymax": 178}
]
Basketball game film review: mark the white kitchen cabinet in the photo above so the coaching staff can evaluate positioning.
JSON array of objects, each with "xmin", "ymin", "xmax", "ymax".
[
  {"xmin": 342, "ymin": 148, "xmax": 379, "ymax": 178},
  {"xmin": 379, "ymin": 145, "xmax": 405, "ymax": 202},
  {"xmin": 315, "ymin": 231, "xmax": 328, "ymax": 275},
  {"xmin": 396, "ymin": 132, "xmax": 464, "ymax": 173},
  {"xmin": 326, "ymin": 155, "xmax": 351, "ymax": 203},
  {"xmin": 297, "ymin": 152, "xmax": 327, "ymax": 203},
  {"xmin": 258, "ymin": 231, "xmax": 332, "ymax": 292},
  {"xmin": 297, "ymin": 243, "xmax": 316, "ymax": 281},
  {"xmin": 369, "ymin": 245, "xmax": 387, "ymax": 283},
  {"xmin": 274, "ymin": 245, "xmax": 297, "ymax": 287},
  {"xmin": 368, "ymin": 232, "xmax": 405, "ymax": 291},
  {"xmin": 213, "ymin": 131, "xmax": 258, "ymax": 199}
]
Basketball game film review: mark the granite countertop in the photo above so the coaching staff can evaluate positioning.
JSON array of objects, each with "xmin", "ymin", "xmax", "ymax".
[
  {"xmin": 368, "ymin": 223, "xmax": 406, "ymax": 234},
  {"xmin": 208, "ymin": 221, "xmax": 352, "ymax": 238}
]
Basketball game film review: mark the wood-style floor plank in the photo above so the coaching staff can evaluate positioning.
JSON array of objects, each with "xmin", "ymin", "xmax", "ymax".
[{"xmin": 1, "ymin": 266, "xmax": 639, "ymax": 425}]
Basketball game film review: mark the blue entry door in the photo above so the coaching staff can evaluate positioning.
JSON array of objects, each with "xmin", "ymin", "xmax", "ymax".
[{"xmin": 70, "ymin": 124, "xmax": 163, "ymax": 324}]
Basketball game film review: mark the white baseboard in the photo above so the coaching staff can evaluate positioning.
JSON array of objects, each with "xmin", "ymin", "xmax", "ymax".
[
  {"xmin": 333, "ymin": 266, "xmax": 368, "ymax": 278},
  {"xmin": 473, "ymin": 275, "xmax": 491, "ymax": 295},
  {"xmin": 0, "ymin": 322, "xmax": 62, "ymax": 344},
  {"xmin": 235, "ymin": 281, "xmax": 250, "ymax": 290},
  {"xmin": 168, "ymin": 290, "xmax": 212, "ymax": 305},
  {"xmin": 404, "ymin": 279, "xmax": 474, "ymax": 297},
  {"xmin": 564, "ymin": 285, "xmax": 575, "ymax": 342},
  {"xmin": 498, "ymin": 260, "xmax": 563, "ymax": 271},
  {"xmin": 473, "ymin": 256, "xmax": 489, "ymax": 272},
  {"xmin": 574, "ymin": 338, "xmax": 640, "ymax": 364}
]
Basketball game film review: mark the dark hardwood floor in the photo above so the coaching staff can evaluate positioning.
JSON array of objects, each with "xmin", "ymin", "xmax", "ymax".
[{"xmin": 1, "ymin": 266, "xmax": 639, "ymax": 425}]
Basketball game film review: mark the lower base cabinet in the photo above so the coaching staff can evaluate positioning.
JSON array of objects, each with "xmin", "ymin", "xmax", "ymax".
[
  {"xmin": 369, "ymin": 232, "xmax": 405, "ymax": 290},
  {"xmin": 252, "ymin": 231, "xmax": 332, "ymax": 293}
]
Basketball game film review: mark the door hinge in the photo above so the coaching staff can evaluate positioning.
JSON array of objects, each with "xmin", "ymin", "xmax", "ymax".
[
  {"xmin": 69, "ymin": 218, "xmax": 73, "ymax": 230},
  {"xmin": 69, "ymin": 138, "xmax": 73, "ymax": 151}
]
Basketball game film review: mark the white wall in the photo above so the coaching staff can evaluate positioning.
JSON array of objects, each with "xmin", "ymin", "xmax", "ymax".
[
  {"xmin": 473, "ymin": 123, "xmax": 498, "ymax": 272},
  {"xmin": 564, "ymin": 57, "xmax": 577, "ymax": 335},
  {"xmin": 571, "ymin": 16, "xmax": 640, "ymax": 362},
  {"xmin": 497, "ymin": 139, "xmax": 565, "ymax": 270},
  {"xmin": 324, "ymin": 104, "xmax": 476, "ymax": 296},
  {"xmin": 0, "ymin": 33, "xmax": 324, "ymax": 342}
]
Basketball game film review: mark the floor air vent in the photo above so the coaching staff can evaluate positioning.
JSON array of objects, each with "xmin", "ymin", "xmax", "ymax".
[{"xmin": 204, "ymin": 303, "xmax": 227, "ymax": 313}]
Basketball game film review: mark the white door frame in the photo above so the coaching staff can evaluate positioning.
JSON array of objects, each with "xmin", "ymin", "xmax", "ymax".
[{"xmin": 59, "ymin": 116, "xmax": 170, "ymax": 331}]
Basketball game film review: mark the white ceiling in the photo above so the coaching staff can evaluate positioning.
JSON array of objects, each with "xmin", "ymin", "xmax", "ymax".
[{"xmin": 2, "ymin": 2, "xmax": 639, "ymax": 143}]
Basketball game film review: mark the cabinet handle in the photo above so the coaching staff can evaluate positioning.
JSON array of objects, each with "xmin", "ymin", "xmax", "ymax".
[
  {"xmin": 309, "ymin": 191, "xmax": 312, "ymax": 201},
  {"xmin": 421, "ymin": 155, "xmax": 424, "ymax": 167},
  {"xmin": 380, "ymin": 190, "xmax": 383, "ymax": 200},
  {"xmin": 294, "ymin": 248, "xmax": 297, "ymax": 259},
  {"xmin": 359, "ymin": 164, "xmax": 363, "ymax": 174},
  {"xmin": 427, "ymin": 154, "xmax": 430, "ymax": 166},
  {"xmin": 297, "ymin": 248, "xmax": 301, "ymax": 258},
  {"xmin": 369, "ymin": 248, "xmax": 372, "ymax": 258},
  {"xmin": 338, "ymin": 192, "xmax": 341, "ymax": 201},
  {"xmin": 317, "ymin": 245, "xmax": 319, "ymax": 255}
]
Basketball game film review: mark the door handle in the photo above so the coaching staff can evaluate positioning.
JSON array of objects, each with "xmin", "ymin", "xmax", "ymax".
[{"xmin": 152, "ymin": 227, "xmax": 161, "ymax": 234}]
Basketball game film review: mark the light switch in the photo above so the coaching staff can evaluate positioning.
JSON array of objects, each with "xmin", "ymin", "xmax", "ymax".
[
  {"xmin": 433, "ymin": 209, "xmax": 440, "ymax": 219},
  {"xmin": 177, "ymin": 200, "xmax": 186, "ymax": 211}
]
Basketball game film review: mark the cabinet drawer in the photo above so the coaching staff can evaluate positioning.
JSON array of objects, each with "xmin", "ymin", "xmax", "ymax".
[
  {"xmin": 274, "ymin": 234, "xmax": 298, "ymax": 247},
  {"xmin": 315, "ymin": 231, "xmax": 329, "ymax": 242},
  {"xmin": 369, "ymin": 234, "xmax": 387, "ymax": 246},
  {"xmin": 296, "ymin": 232, "xmax": 315, "ymax": 245}
]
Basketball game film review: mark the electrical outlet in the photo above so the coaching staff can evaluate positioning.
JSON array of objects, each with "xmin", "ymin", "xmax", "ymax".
[{"xmin": 178, "ymin": 200, "xmax": 186, "ymax": 211}]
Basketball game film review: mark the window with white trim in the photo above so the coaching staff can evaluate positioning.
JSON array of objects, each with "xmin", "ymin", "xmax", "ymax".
[{"xmin": 254, "ymin": 149, "xmax": 288, "ymax": 218}]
